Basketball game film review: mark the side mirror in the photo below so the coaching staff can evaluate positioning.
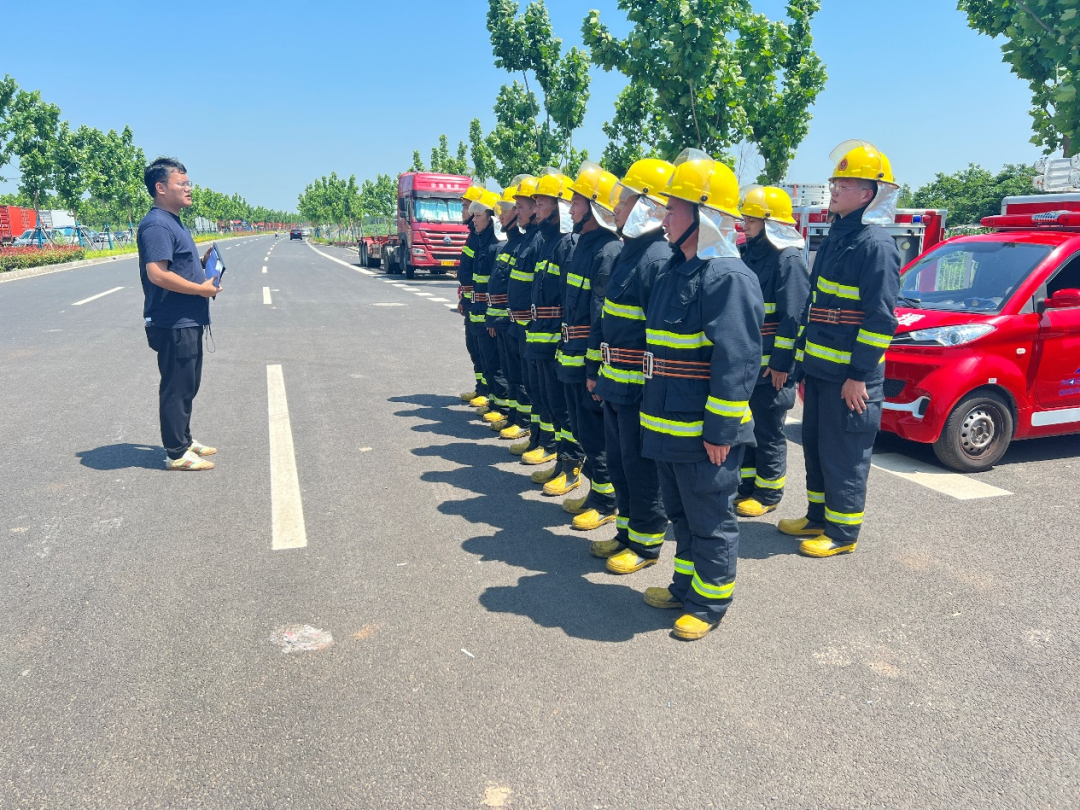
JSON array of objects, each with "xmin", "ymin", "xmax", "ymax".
[{"xmin": 1047, "ymin": 288, "xmax": 1080, "ymax": 309}]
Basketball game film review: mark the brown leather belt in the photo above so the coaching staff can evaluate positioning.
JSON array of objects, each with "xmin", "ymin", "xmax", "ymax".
[
  {"xmin": 488, "ymin": 294, "xmax": 508, "ymax": 305},
  {"xmin": 562, "ymin": 324, "xmax": 590, "ymax": 341},
  {"xmin": 460, "ymin": 285, "xmax": 474, "ymax": 293},
  {"xmin": 511, "ymin": 309, "xmax": 532, "ymax": 323},
  {"xmin": 760, "ymin": 322, "xmax": 779, "ymax": 337},
  {"xmin": 531, "ymin": 305, "xmax": 563, "ymax": 319},
  {"xmin": 475, "ymin": 292, "xmax": 489, "ymax": 303},
  {"xmin": 644, "ymin": 352, "xmax": 710, "ymax": 380},
  {"xmin": 600, "ymin": 343, "xmax": 645, "ymax": 367},
  {"xmin": 809, "ymin": 306, "xmax": 864, "ymax": 326}
]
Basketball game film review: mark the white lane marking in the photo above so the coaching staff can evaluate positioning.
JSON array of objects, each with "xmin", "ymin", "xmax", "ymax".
[
  {"xmin": 262, "ymin": 265, "xmax": 267, "ymax": 273},
  {"xmin": 871, "ymin": 453, "xmax": 1012, "ymax": 500},
  {"xmin": 429, "ymin": 297, "xmax": 451, "ymax": 302},
  {"xmin": 264, "ymin": 256, "xmax": 269, "ymax": 261},
  {"xmin": 447, "ymin": 305, "xmax": 458, "ymax": 310},
  {"xmin": 305, "ymin": 242, "xmax": 376, "ymax": 275},
  {"xmin": 263, "ymin": 287, "xmax": 272, "ymax": 305},
  {"xmin": 373, "ymin": 302, "xmax": 406, "ymax": 307},
  {"xmin": 267, "ymin": 365, "xmax": 307, "ymax": 550},
  {"xmin": 400, "ymin": 286, "xmax": 420, "ymax": 291},
  {"xmin": 414, "ymin": 292, "xmax": 434, "ymax": 297},
  {"xmin": 72, "ymin": 286, "xmax": 124, "ymax": 306},
  {"xmin": 786, "ymin": 416, "xmax": 801, "ymax": 425}
]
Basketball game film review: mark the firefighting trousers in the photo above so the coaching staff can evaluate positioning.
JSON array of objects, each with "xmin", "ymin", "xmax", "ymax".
[
  {"xmin": 526, "ymin": 356, "xmax": 557, "ymax": 453},
  {"xmin": 738, "ymin": 382, "xmax": 797, "ymax": 505},
  {"xmin": 475, "ymin": 327, "xmax": 509, "ymax": 414},
  {"xmin": 538, "ymin": 359, "xmax": 582, "ymax": 464},
  {"xmin": 657, "ymin": 450, "xmax": 743, "ymax": 622},
  {"xmin": 464, "ymin": 316, "xmax": 486, "ymax": 395},
  {"xmin": 801, "ymin": 375, "xmax": 883, "ymax": 545},
  {"xmin": 604, "ymin": 400, "xmax": 667, "ymax": 559},
  {"xmin": 565, "ymin": 383, "xmax": 616, "ymax": 515},
  {"xmin": 497, "ymin": 327, "xmax": 530, "ymax": 429}
]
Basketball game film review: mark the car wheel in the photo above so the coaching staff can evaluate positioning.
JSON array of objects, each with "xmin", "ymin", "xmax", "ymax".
[
  {"xmin": 404, "ymin": 262, "xmax": 415, "ymax": 280},
  {"xmin": 932, "ymin": 390, "xmax": 1014, "ymax": 473}
]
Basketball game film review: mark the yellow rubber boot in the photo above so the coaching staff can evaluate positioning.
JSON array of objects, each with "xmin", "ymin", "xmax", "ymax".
[
  {"xmin": 777, "ymin": 517, "xmax": 825, "ymax": 537},
  {"xmin": 500, "ymin": 424, "xmax": 529, "ymax": 440},
  {"xmin": 543, "ymin": 466, "xmax": 581, "ymax": 496},
  {"xmin": 490, "ymin": 418, "xmax": 509, "ymax": 431},
  {"xmin": 509, "ymin": 439, "xmax": 532, "ymax": 456},
  {"xmin": 521, "ymin": 447, "xmax": 556, "ymax": 466},
  {"xmin": 531, "ymin": 464, "xmax": 560, "ymax": 484},
  {"xmin": 606, "ymin": 548, "xmax": 657, "ymax": 574},
  {"xmin": 468, "ymin": 395, "xmax": 490, "ymax": 408},
  {"xmin": 562, "ymin": 495, "xmax": 588, "ymax": 515},
  {"xmin": 644, "ymin": 587, "xmax": 683, "ymax": 609},
  {"xmin": 590, "ymin": 539, "xmax": 622, "ymax": 558},
  {"xmin": 459, "ymin": 389, "xmax": 477, "ymax": 402},
  {"xmin": 483, "ymin": 410, "xmax": 505, "ymax": 423},
  {"xmin": 799, "ymin": 537, "xmax": 856, "ymax": 558},
  {"xmin": 736, "ymin": 498, "xmax": 778, "ymax": 518},
  {"xmin": 673, "ymin": 614, "xmax": 720, "ymax": 640},
  {"xmin": 572, "ymin": 510, "xmax": 617, "ymax": 531}
]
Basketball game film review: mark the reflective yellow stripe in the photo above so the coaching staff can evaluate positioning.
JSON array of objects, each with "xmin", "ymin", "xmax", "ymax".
[
  {"xmin": 557, "ymin": 352, "xmax": 585, "ymax": 367},
  {"xmin": 646, "ymin": 329, "xmax": 713, "ymax": 349},
  {"xmin": 473, "ymin": 275, "xmax": 489, "ymax": 284},
  {"xmin": 774, "ymin": 336, "xmax": 795, "ymax": 349},
  {"xmin": 518, "ymin": 403, "xmax": 532, "ymax": 414},
  {"xmin": 591, "ymin": 481, "xmax": 615, "ymax": 494},
  {"xmin": 586, "ymin": 348, "xmax": 602, "ymax": 361},
  {"xmin": 673, "ymin": 556, "xmax": 694, "ymax": 575},
  {"xmin": 526, "ymin": 332, "xmax": 560, "ymax": 343},
  {"xmin": 629, "ymin": 527, "xmax": 665, "ymax": 546},
  {"xmin": 469, "ymin": 313, "xmax": 486, "ymax": 323},
  {"xmin": 461, "ymin": 246, "xmax": 475, "ymax": 258},
  {"xmin": 755, "ymin": 475, "xmax": 786, "ymax": 490},
  {"xmin": 706, "ymin": 396, "xmax": 749, "ymax": 419},
  {"xmin": 805, "ymin": 340, "xmax": 851, "ymax": 365},
  {"xmin": 808, "ymin": 490, "xmax": 825, "ymax": 504},
  {"xmin": 740, "ymin": 467, "xmax": 756, "ymax": 478},
  {"xmin": 540, "ymin": 421, "xmax": 554, "ymax": 432},
  {"xmin": 616, "ymin": 516, "xmax": 630, "ymax": 530},
  {"xmin": 691, "ymin": 572, "xmax": 734, "ymax": 600},
  {"xmin": 567, "ymin": 272, "xmax": 591, "ymax": 290},
  {"xmin": 817, "ymin": 276, "xmax": 860, "ymax": 300},
  {"xmin": 600, "ymin": 364, "xmax": 645, "ymax": 385},
  {"xmin": 795, "ymin": 348, "xmax": 805, "ymax": 361},
  {"xmin": 857, "ymin": 328, "xmax": 892, "ymax": 349},
  {"xmin": 487, "ymin": 308, "xmax": 509, "ymax": 317},
  {"xmin": 603, "ymin": 299, "xmax": 646, "ymax": 320},
  {"xmin": 825, "ymin": 507, "xmax": 864, "ymax": 526},
  {"xmin": 640, "ymin": 412, "xmax": 703, "ymax": 437},
  {"xmin": 462, "ymin": 291, "xmax": 473, "ymax": 300},
  {"xmin": 760, "ymin": 354, "xmax": 772, "ymax": 366},
  {"xmin": 547, "ymin": 262, "xmax": 561, "ymax": 275},
  {"xmin": 497, "ymin": 253, "xmax": 512, "ymax": 262},
  {"xmin": 558, "ymin": 428, "xmax": 576, "ymax": 442},
  {"xmin": 763, "ymin": 302, "xmax": 777, "ymax": 314},
  {"xmin": 510, "ymin": 269, "xmax": 534, "ymax": 282}
]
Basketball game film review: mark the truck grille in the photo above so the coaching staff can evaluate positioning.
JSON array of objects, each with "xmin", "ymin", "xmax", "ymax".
[{"xmin": 884, "ymin": 378, "xmax": 906, "ymax": 398}]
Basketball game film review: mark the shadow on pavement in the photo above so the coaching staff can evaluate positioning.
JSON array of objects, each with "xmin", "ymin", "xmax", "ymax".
[
  {"xmin": 390, "ymin": 393, "xmax": 491, "ymax": 441},
  {"xmin": 76, "ymin": 443, "xmax": 162, "ymax": 470}
]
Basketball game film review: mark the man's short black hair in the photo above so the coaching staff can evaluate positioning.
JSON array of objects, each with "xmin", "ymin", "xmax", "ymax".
[{"xmin": 145, "ymin": 157, "xmax": 187, "ymax": 198}]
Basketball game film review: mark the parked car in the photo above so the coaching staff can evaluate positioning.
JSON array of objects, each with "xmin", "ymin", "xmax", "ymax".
[{"xmin": 12, "ymin": 228, "xmax": 62, "ymax": 247}]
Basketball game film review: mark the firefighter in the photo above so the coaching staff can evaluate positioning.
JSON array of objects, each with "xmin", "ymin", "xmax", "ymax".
[
  {"xmin": 558, "ymin": 161, "xmax": 623, "ymax": 528},
  {"xmin": 525, "ymin": 169, "xmax": 581, "ymax": 493},
  {"xmin": 506, "ymin": 175, "xmax": 557, "ymax": 462},
  {"xmin": 734, "ymin": 186, "xmax": 810, "ymax": 517},
  {"xmin": 780, "ymin": 141, "xmax": 902, "ymax": 557},
  {"xmin": 486, "ymin": 185, "xmax": 531, "ymax": 440},
  {"xmin": 459, "ymin": 183, "xmax": 488, "ymax": 407},
  {"xmin": 637, "ymin": 149, "xmax": 764, "ymax": 641},
  {"xmin": 469, "ymin": 188, "xmax": 511, "ymax": 427},
  {"xmin": 586, "ymin": 158, "xmax": 674, "ymax": 564}
]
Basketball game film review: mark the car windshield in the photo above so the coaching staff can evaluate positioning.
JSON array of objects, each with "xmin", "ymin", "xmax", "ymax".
[
  {"xmin": 413, "ymin": 197, "xmax": 459, "ymax": 223},
  {"xmin": 898, "ymin": 241, "xmax": 1052, "ymax": 313}
]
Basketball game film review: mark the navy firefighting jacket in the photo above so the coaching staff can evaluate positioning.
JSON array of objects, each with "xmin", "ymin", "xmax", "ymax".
[
  {"xmin": 524, "ymin": 218, "xmax": 577, "ymax": 361},
  {"xmin": 458, "ymin": 219, "xmax": 477, "ymax": 308},
  {"xmin": 485, "ymin": 222, "xmax": 523, "ymax": 328},
  {"xmin": 469, "ymin": 223, "xmax": 501, "ymax": 327},
  {"xmin": 556, "ymin": 227, "xmax": 622, "ymax": 384},
  {"xmin": 740, "ymin": 233, "xmax": 810, "ymax": 383},
  {"xmin": 507, "ymin": 223, "xmax": 542, "ymax": 335},
  {"xmin": 794, "ymin": 207, "xmax": 901, "ymax": 384},
  {"xmin": 640, "ymin": 251, "xmax": 765, "ymax": 464},
  {"xmin": 590, "ymin": 230, "xmax": 672, "ymax": 405}
]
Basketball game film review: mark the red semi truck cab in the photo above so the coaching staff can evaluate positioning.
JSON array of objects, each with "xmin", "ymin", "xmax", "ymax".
[
  {"xmin": 882, "ymin": 193, "xmax": 1080, "ymax": 471},
  {"xmin": 384, "ymin": 172, "xmax": 470, "ymax": 280}
]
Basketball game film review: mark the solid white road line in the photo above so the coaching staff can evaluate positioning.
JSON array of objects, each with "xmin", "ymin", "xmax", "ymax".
[
  {"xmin": 72, "ymin": 286, "xmax": 123, "ymax": 306},
  {"xmin": 263, "ymin": 287, "xmax": 272, "ymax": 305},
  {"xmin": 871, "ymin": 453, "xmax": 1012, "ymax": 500},
  {"xmin": 305, "ymin": 242, "xmax": 376, "ymax": 275},
  {"xmin": 266, "ymin": 365, "xmax": 307, "ymax": 550}
]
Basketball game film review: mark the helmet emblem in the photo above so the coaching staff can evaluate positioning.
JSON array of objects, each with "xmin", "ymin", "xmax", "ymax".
[{"xmin": 838, "ymin": 158, "xmax": 849, "ymax": 171}]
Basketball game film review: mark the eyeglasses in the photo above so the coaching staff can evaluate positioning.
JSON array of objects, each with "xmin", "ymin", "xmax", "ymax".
[
  {"xmin": 174, "ymin": 180, "xmax": 194, "ymax": 189},
  {"xmin": 828, "ymin": 180, "xmax": 860, "ymax": 193}
]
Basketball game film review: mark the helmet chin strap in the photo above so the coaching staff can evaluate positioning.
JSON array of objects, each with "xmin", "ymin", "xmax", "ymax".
[
  {"xmin": 572, "ymin": 206, "xmax": 592, "ymax": 234},
  {"xmin": 671, "ymin": 205, "xmax": 700, "ymax": 253}
]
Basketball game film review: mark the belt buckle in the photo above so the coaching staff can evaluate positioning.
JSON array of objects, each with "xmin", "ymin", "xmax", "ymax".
[
  {"xmin": 643, "ymin": 351, "xmax": 654, "ymax": 380},
  {"xmin": 600, "ymin": 342, "xmax": 611, "ymax": 365},
  {"xmin": 530, "ymin": 304, "xmax": 537, "ymax": 320},
  {"xmin": 825, "ymin": 308, "xmax": 841, "ymax": 325},
  {"xmin": 561, "ymin": 324, "xmax": 570, "ymax": 342}
]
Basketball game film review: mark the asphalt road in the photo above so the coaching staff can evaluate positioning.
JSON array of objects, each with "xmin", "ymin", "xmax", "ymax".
[{"xmin": 1, "ymin": 236, "xmax": 1077, "ymax": 808}]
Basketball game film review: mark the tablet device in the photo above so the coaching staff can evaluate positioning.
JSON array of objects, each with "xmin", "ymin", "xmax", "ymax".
[{"xmin": 207, "ymin": 243, "xmax": 226, "ymax": 287}]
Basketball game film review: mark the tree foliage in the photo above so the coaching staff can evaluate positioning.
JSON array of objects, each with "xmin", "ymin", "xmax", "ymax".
[
  {"xmin": 582, "ymin": 0, "xmax": 826, "ymax": 178},
  {"xmin": 601, "ymin": 81, "xmax": 664, "ymax": 177},
  {"xmin": 959, "ymin": 0, "xmax": 1080, "ymax": 157},
  {"xmin": 906, "ymin": 163, "xmax": 1041, "ymax": 226}
]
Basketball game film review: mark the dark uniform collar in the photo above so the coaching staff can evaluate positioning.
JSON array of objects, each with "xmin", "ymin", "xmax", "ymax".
[{"xmin": 831, "ymin": 205, "xmax": 870, "ymax": 238}]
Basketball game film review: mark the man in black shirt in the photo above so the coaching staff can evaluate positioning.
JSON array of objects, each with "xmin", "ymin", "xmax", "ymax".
[{"xmin": 138, "ymin": 157, "xmax": 222, "ymax": 471}]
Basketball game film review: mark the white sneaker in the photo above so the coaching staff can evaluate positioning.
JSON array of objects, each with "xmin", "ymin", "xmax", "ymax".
[{"xmin": 165, "ymin": 449, "xmax": 215, "ymax": 471}]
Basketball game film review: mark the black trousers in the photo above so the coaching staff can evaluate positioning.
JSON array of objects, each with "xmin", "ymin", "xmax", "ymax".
[
  {"xmin": 538, "ymin": 359, "xmax": 582, "ymax": 464},
  {"xmin": 738, "ymin": 382, "xmax": 797, "ymax": 505},
  {"xmin": 565, "ymin": 382, "xmax": 616, "ymax": 513},
  {"xmin": 146, "ymin": 325, "xmax": 204, "ymax": 460},
  {"xmin": 464, "ymin": 315, "xmax": 486, "ymax": 395},
  {"xmin": 475, "ymin": 326, "xmax": 509, "ymax": 413},
  {"xmin": 604, "ymin": 399, "xmax": 667, "ymax": 557},
  {"xmin": 801, "ymin": 375, "xmax": 883, "ymax": 545},
  {"xmin": 657, "ymin": 451, "xmax": 743, "ymax": 622},
  {"xmin": 527, "ymin": 356, "xmax": 557, "ymax": 452},
  {"xmin": 498, "ymin": 327, "xmax": 530, "ymax": 428}
]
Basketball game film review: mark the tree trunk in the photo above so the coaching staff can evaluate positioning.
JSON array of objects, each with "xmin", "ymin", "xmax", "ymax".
[{"xmin": 1064, "ymin": 134, "xmax": 1074, "ymax": 158}]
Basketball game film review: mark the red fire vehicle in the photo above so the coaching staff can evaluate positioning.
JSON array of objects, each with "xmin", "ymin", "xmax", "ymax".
[
  {"xmin": 0, "ymin": 205, "xmax": 37, "ymax": 245},
  {"xmin": 882, "ymin": 192, "xmax": 1080, "ymax": 471},
  {"xmin": 378, "ymin": 172, "xmax": 470, "ymax": 280}
]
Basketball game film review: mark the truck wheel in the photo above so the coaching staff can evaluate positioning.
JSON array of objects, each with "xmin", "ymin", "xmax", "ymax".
[
  {"xmin": 404, "ymin": 263, "xmax": 415, "ymax": 280},
  {"xmin": 359, "ymin": 242, "xmax": 369, "ymax": 266},
  {"xmin": 383, "ymin": 249, "xmax": 395, "ymax": 274},
  {"xmin": 932, "ymin": 391, "xmax": 1014, "ymax": 473}
]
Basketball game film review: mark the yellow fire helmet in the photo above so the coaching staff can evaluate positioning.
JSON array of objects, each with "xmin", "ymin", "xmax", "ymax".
[
  {"xmin": 462, "ymin": 177, "xmax": 487, "ymax": 203},
  {"xmin": 740, "ymin": 185, "xmax": 796, "ymax": 225},
  {"xmin": 495, "ymin": 185, "xmax": 518, "ymax": 216},
  {"xmin": 534, "ymin": 167, "xmax": 574, "ymax": 202},
  {"xmin": 470, "ymin": 188, "xmax": 500, "ymax": 212},
  {"xmin": 510, "ymin": 174, "xmax": 538, "ymax": 199},
  {"xmin": 569, "ymin": 161, "xmax": 619, "ymax": 212},
  {"xmin": 829, "ymin": 140, "xmax": 895, "ymax": 185},
  {"xmin": 665, "ymin": 149, "xmax": 741, "ymax": 218},
  {"xmin": 612, "ymin": 158, "xmax": 675, "ymax": 207}
]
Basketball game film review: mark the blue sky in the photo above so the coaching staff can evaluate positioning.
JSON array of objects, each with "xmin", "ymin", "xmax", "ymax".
[{"xmin": 2, "ymin": 0, "xmax": 1046, "ymax": 212}]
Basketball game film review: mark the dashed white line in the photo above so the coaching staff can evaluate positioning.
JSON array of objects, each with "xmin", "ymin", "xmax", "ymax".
[
  {"xmin": 414, "ymin": 292, "xmax": 434, "ymax": 297},
  {"xmin": 871, "ymin": 453, "xmax": 1012, "ymax": 500},
  {"xmin": 72, "ymin": 286, "xmax": 123, "ymax": 306},
  {"xmin": 267, "ymin": 364, "xmax": 307, "ymax": 550},
  {"xmin": 263, "ymin": 287, "xmax": 272, "ymax": 305},
  {"xmin": 262, "ymin": 265, "xmax": 267, "ymax": 273},
  {"xmin": 429, "ymin": 297, "xmax": 451, "ymax": 302}
]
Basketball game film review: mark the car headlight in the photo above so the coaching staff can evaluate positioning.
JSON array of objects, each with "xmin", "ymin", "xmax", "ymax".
[
  {"xmin": 906, "ymin": 324, "xmax": 995, "ymax": 346},
  {"xmin": 412, "ymin": 247, "xmax": 426, "ymax": 255}
]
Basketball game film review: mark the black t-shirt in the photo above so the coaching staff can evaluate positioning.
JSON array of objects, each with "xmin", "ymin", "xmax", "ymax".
[{"xmin": 137, "ymin": 206, "xmax": 209, "ymax": 328}]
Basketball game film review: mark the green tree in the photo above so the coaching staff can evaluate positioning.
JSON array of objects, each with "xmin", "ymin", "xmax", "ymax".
[
  {"xmin": 469, "ymin": 118, "xmax": 497, "ymax": 182},
  {"xmin": 360, "ymin": 173, "xmax": 396, "ymax": 218},
  {"xmin": 601, "ymin": 81, "xmax": 664, "ymax": 177},
  {"xmin": 959, "ymin": 0, "xmax": 1080, "ymax": 157},
  {"xmin": 0, "ymin": 74, "xmax": 19, "ymax": 181},
  {"xmin": 410, "ymin": 150, "xmax": 425, "ymax": 172},
  {"xmin": 484, "ymin": 82, "xmax": 542, "ymax": 185},
  {"xmin": 4, "ymin": 88, "xmax": 61, "ymax": 207},
  {"xmin": 908, "ymin": 163, "xmax": 1040, "ymax": 226}
]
